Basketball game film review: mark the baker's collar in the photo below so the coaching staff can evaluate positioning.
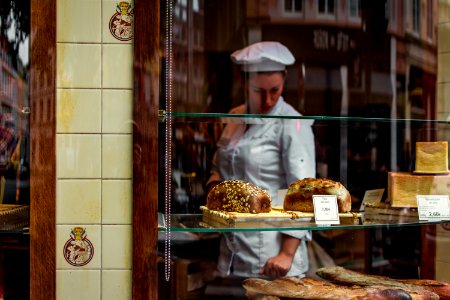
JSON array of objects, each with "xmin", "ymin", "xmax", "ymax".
[{"xmin": 266, "ymin": 96, "xmax": 285, "ymax": 115}]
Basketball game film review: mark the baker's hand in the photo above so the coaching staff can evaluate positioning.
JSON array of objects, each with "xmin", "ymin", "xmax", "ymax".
[{"xmin": 260, "ymin": 253, "xmax": 293, "ymax": 277}]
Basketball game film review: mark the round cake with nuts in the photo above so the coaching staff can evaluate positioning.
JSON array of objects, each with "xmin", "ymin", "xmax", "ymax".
[{"xmin": 206, "ymin": 180, "xmax": 272, "ymax": 213}]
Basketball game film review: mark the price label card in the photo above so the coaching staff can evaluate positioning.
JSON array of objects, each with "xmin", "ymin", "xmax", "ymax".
[
  {"xmin": 360, "ymin": 188, "xmax": 385, "ymax": 211},
  {"xmin": 416, "ymin": 195, "xmax": 450, "ymax": 221},
  {"xmin": 313, "ymin": 195, "xmax": 340, "ymax": 225}
]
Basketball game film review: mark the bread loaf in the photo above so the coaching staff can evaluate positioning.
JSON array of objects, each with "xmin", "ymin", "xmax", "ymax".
[
  {"xmin": 399, "ymin": 279, "xmax": 450, "ymax": 300},
  {"xmin": 243, "ymin": 277, "xmax": 421, "ymax": 300},
  {"xmin": 206, "ymin": 180, "xmax": 271, "ymax": 213},
  {"xmin": 284, "ymin": 178, "xmax": 351, "ymax": 213},
  {"xmin": 316, "ymin": 266, "xmax": 440, "ymax": 300}
]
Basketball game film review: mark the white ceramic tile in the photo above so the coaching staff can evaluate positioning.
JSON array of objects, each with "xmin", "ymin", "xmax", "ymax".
[
  {"xmin": 57, "ymin": 270, "xmax": 101, "ymax": 299},
  {"xmin": 57, "ymin": 44, "xmax": 101, "ymax": 88},
  {"xmin": 102, "ymin": 225, "xmax": 132, "ymax": 269},
  {"xmin": 102, "ymin": 134, "xmax": 132, "ymax": 178},
  {"xmin": 102, "ymin": 44, "xmax": 133, "ymax": 89},
  {"xmin": 57, "ymin": 179, "xmax": 102, "ymax": 224},
  {"xmin": 102, "ymin": 0, "xmax": 134, "ymax": 44},
  {"xmin": 438, "ymin": 52, "xmax": 450, "ymax": 83},
  {"xmin": 56, "ymin": 225, "xmax": 101, "ymax": 269},
  {"xmin": 57, "ymin": 89, "xmax": 102, "ymax": 133},
  {"xmin": 57, "ymin": 134, "xmax": 102, "ymax": 178},
  {"xmin": 102, "ymin": 89, "xmax": 133, "ymax": 134},
  {"xmin": 57, "ymin": 0, "xmax": 101, "ymax": 43},
  {"xmin": 101, "ymin": 270, "xmax": 132, "ymax": 300},
  {"xmin": 102, "ymin": 180, "xmax": 132, "ymax": 224}
]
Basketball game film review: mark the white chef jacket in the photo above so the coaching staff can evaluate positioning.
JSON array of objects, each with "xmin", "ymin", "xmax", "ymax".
[{"xmin": 208, "ymin": 97, "xmax": 316, "ymax": 277}]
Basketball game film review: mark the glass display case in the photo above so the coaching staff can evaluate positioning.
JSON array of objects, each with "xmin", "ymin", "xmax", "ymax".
[{"xmin": 153, "ymin": 0, "xmax": 450, "ymax": 299}]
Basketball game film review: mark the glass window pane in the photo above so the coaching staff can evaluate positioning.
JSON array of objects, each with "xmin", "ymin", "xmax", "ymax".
[{"xmin": 0, "ymin": 1, "xmax": 29, "ymax": 206}]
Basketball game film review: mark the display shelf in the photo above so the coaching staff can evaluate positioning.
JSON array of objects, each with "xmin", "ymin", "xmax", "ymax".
[
  {"xmin": 158, "ymin": 213, "xmax": 447, "ymax": 233},
  {"xmin": 162, "ymin": 112, "xmax": 450, "ymax": 124}
]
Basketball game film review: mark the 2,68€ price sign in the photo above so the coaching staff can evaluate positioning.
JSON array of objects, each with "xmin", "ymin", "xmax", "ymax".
[
  {"xmin": 416, "ymin": 195, "xmax": 450, "ymax": 221},
  {"xmin": 313, "ymin": 195, "xmax": 340, "ymax": 225}
]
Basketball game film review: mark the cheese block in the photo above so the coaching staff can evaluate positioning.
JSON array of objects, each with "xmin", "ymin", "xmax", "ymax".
[
  {"xmin": 388, "ymin": 172, "xmax": 450, "ymax": 207},
  {"xmin": 415, "ymin": 141, "xmax": 449, "ymax": 173}
]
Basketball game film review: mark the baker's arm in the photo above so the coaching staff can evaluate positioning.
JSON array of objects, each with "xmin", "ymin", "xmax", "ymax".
[{"xmin": 260, "ymin": 234, "xmax": 301, "ymax": 277}]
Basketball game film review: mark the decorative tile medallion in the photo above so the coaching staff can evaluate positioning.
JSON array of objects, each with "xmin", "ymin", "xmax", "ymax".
[
  {"xmin": 109, "ymin": 1, "xmax": 134, "ymax": 41},
  {"xmin": 63, "ymin": 227, "xmax": 94, "ymax": 267}
]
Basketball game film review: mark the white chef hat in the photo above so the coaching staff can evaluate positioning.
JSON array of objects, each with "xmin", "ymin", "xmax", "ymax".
[{"xmin": 230, "ymin": 41, "xmax": 295, "ymax": 72}]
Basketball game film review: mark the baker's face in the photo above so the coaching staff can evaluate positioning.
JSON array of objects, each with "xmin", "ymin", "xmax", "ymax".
[{"xmin": 247, "ymin": 72, "xmax": 285, "ymax": 114}]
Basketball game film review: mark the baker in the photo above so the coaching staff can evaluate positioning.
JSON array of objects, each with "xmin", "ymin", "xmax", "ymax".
[{"xmin": 206, "ymin": 41, "xmax": 316, "ymax": 279}]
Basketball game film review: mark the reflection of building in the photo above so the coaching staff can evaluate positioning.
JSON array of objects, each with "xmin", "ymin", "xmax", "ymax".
[
  {"xmin": 172, "ymin": 0, "xmax": 206, "ymax": 112},
  {"xmin": 0, "ymin": 35, "xmax": 27, "ymax": 116},
  {"xmin": 168, "ymin": 1, "xmax": 439, "ymax": 204},
  {"xmin": 0, "ymin": 33, "xmax": 29, "ymax": 204}
]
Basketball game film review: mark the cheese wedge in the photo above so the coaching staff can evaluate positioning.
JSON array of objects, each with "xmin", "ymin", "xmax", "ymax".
[{"xmin": 415, "ymin": 141, "xmax": 448, "ymax": 173}]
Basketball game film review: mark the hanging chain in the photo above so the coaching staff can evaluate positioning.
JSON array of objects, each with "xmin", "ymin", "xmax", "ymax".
[{"xmin": 164, "ymin": 0, "xmax": 173, "ymax": 282}]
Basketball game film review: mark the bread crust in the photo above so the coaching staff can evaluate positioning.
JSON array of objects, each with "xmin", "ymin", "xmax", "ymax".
[
  {"xmin": 206, "ymin": 180, "xmax": 271, "ymax": 213},
  {"xmin": 316, "ymin": 266, "xmax": 440, "ymax": 300},
  {"xmin": 284, "ymin": 178, "xmax": 351, "ymax": 213},
  {"xmin": 243, "ymin": 277, "xmax": 418, "ymax": 300}
]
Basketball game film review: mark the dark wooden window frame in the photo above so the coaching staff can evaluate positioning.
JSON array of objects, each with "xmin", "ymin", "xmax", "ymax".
[
  {"xmin": 133, "ymin": 1, "xmax": 160, "ymax": 300},
  {"xmin": 30, "ymin": 0, "xmax": 56, "ymax": 299}
]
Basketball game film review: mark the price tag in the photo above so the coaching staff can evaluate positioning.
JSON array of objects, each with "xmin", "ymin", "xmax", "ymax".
[
  {"xmin": 416, "ymin": 195, "xmax": 450, "ymax": 221},
  {"xmin": 313, "ymin": 195, "xmax": 340, "ymax": 225},
  {"xmin": 360, "ymin": 188, "xmax": 385, "ymax": 211}
]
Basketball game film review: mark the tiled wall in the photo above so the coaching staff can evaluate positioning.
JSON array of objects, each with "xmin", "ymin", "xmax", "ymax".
[
  {"xmin": 436, "ymin": 0, "xmax": 450, "ymax": 283},
  {"xmin": 56, "ymin": 0, "xmax": 133, "ymax": 299}
]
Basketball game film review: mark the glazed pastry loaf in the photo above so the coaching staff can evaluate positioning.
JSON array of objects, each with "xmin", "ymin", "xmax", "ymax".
[
  {"xmin": 206, "ymin": 180, "xmax": 271, "ymax": 213},
  {"xmin": 284, "ymin": 178, "xmax": 351, "ymax": 213}
]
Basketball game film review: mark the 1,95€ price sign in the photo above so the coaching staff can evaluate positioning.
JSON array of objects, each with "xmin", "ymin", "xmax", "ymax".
[
  {"xmin": 313, "ymin": 195, "xmax": 340, "ymax": 225},
  {"xmin": 416, "ymin": 195, "xmax": 450, "ymax": 221}
]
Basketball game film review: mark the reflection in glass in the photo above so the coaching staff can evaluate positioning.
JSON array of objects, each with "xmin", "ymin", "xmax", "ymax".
[
  {"xmin": 161, "ymin": 0, "xmax": 438, "ymax": 211},
  {"xmin": 0, "ymin": 2, "xmax": 29, "ymax": 205},
  {"xmin": 159, "ymin": 0, "xmax": 442, "ymax": 283}
]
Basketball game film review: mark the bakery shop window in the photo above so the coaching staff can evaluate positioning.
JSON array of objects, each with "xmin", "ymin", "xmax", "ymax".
[{"xmin": 157, "ymin": 0, "xmax": 445, "ymax": 297}]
